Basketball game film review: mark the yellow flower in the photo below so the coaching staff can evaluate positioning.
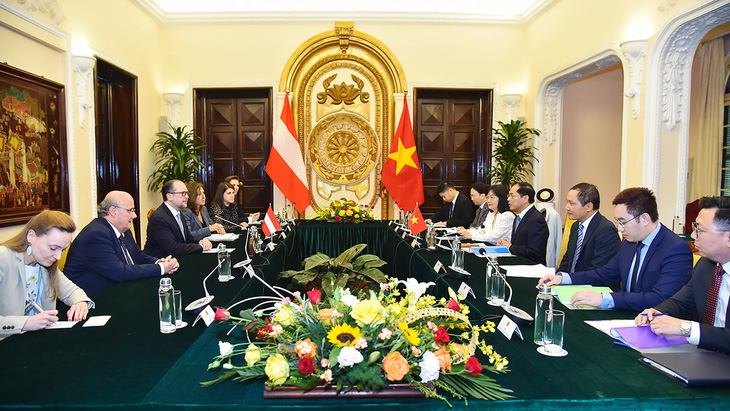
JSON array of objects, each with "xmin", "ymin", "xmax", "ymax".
[
  {"xmin": 398, "ymin": 321, "xmax": 421, "ymax": 346},
  {"xmin": 339, "ymin": 210, "xmax": 346, "ymax": 217},
  {"xmin": 264, "ymin": 354, "xmax": 290, "ymax": 384},
  {"xmin": 351, "ymin": 299, "xmax": 385, "ymax": 326},
  {"xmin": 327, "ymin": 323, "xmax": 363, "ymax": 347},
  {"xmin": 354, "ymin": 214, "xmax": 360, "ymax": 219},
  {"xmin": 353, "ymin": 206, "xmax": 360, "ymax": 212},
  {"xmin": 274, "ymin": 304, "xmax": 296, "ymax": 327},
  {"xmin": 244, "ymin": 344, "xmax": 261, "ymax": 366},
  {"xmin": 346, "ymin": 209, "xmax": 353, "ymax": 216}
]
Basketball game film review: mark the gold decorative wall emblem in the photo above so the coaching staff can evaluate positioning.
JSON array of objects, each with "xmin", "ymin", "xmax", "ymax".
[
  {"xmin": 317, "ymin": 74, "xmax": 370, "ymax": 105},
  {"xmin": 308, "ymin": 112, "xmax": 379, "ymax": 184}
]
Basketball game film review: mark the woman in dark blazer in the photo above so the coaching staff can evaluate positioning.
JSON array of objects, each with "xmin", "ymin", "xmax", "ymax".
[{"xmin": 181, "ymin": 182, "xmax": 225, "ymax": 241}]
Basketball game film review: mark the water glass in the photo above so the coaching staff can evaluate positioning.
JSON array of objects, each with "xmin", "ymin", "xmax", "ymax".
[
  {"xmin": 541, "ymin": 309, "xmax": 566, "ymax": 355},
  {"xmin": 173, "ymin": 290, "xmax": 183, "ymax": 327},
  {"xmin": 487, "ymin": 271, "xmax": 505, "ymax": 306}
]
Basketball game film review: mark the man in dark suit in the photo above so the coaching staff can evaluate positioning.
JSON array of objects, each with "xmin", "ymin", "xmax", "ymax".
[
  {"xmin": 540, "ymin": 187, "xmax": 693, "ymax": 310},
  {"xmin": 144, "ymin": 180, "xmax": 213, "ymax": 258},
  {"xmin": 497, "ymin": 182, "xmax": 549, "ymax": 265},
  {"xmin": 466, "ymin": 181, "xmax": 490, "ymax": 229},
  {"xmin": 637, "ymin": 196, "xmax": 730, "ymax": 354},
  {"xmin": 425, "ymin": 181, "xmax": 473, "ymax": 228},
  {"xmin": 64, "ymin": 191, "xmax": 179, "ymax": 297},
  {"xmin": 557, "ymin": 183, "xmax": 620, "ymax": 273}
]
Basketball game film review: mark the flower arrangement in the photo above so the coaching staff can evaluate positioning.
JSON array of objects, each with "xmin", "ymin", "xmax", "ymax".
[
  {"xmin": 203, "ymin": 277, "xmax": 512, "ymax": 405},
  {"xmin": 316, "ymin": 199, "xmax": 375, "ymax": 223}
]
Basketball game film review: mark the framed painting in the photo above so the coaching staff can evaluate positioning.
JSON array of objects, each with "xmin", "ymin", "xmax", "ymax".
[{"xmin": 0, "ymin": 63, "xmax": 69, "ymax": 227}]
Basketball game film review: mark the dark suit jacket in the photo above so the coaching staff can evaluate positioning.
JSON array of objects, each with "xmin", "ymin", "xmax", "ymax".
[
  {"xmin": 558, "ymin": 211, "xmax": 621, "ymax": 273},
  {"xmin": 570, "ymin": 224, "xmax": 693, "ymax": 311},
  {"xmin": 509, "ymin": 205, "xmax": 549, "ymax": 265},
  {"xmin": 144, "ymin": 203, "xmax": 203, "ymax": 258},
  {"xmin": 430, "ymin": 192, "xmax": 473, "ymax": 228},
  {"xmin": 181, "ymin": 206, "xmax": 213, "ymax": 241},
  {"xmin": 655, "ymin": 258, "xmax": 730, "ymax": 354},
  {"xmin": 64, "ymin": 217, "xmax": 160, "ymax": 297}
]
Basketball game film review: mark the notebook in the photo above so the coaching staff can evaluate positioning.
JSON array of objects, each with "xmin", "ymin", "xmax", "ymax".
[{"xmin": 640, "ymin": 350, "xmax": 730, "ymax": 387}]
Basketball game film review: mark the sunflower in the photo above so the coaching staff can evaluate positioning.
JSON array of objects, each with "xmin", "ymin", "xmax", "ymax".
[
  {"xmin": 327, "ymin": 323, "xmax": 363, "ymax": 347},
  {"xmin": 398, "ymin": 321, "xmax": 421, "ymax": 346}
]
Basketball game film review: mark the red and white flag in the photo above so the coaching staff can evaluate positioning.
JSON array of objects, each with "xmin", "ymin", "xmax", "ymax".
[
  {"xmin": 265, "ymin": 94, "xmax": 311, "ymax": 213},
  {"xmin": 261, "ymin": 206, "xmax": 282, "ymax": 237}
]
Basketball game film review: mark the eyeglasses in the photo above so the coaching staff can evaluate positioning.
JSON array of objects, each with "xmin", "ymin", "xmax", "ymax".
[
  {"xmin": 114, "ymin": 205, "xmax": 136, "ymax": 214},
  {"xmin": 171, "ymin": 191, "xmax": 189, "ymax": 197},
  {"xmin": 692, "ymin": 222, "xmax": 727, "ymax": 235},
  {"xmin": 614, "ymin": 214, "xmax": 640, "ymax": 227},
  {"xmin": 508, "ymin": 193, "xmax": 523, "ymax": 199}
]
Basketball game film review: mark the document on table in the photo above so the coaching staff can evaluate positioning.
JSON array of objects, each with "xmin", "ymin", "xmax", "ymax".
[
  {"xmin": 552, "ymin": 285, "xmax": 612, "ymax": 310},
  {"xmin": 207, "ymin": 233, "xmax": 239, "ymax": 241},
  {"xmin": 502, "ymin": 264, "xmax": 554, "ymax": 278},
  {"xmin": 83, "ymin": 315, "xmax": 111, "ymax": 327},
  {"xmin": 203, "ymin": 248, "xmax": 235, "ymax": 254},
  {"xmin": 585, "ymin": 319, "xmax": 697, "ymax": 354},
  {"xmin": 585, "ymin": 319, "xmax": 637, "ymax": 336},
  {"xmin": 47, "ymin": 321, "xmax": 79, "ymax": 329}
]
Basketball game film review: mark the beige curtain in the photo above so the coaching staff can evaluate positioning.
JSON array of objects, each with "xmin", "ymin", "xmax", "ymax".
[{"xmin": 689, "ymin": 37, "xmax": 725, "ymax": 202}]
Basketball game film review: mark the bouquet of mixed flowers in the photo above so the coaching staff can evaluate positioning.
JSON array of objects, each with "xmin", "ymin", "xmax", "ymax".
[
  {"xmin": 203, "ymin": 277, "xmax": 512, "ymax": 405},
  {"xmin": 316, "ymin": 199, "xmax": 375, "ymax": 223}
]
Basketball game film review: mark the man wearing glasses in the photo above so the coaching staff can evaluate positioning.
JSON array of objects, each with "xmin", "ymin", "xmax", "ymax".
[
  {"xmin": 497, "ymin": 182, "xmax": 549, "ymax": 265},
  {"xmin": 64, "ymin": 191, "xmax": 180, "ymax": 297},
  {"xmin": 636, "ymin": 196, "xmax": 730, "ymax": 354},
  {"xmin": 144, "ymin": 180, "xmax": 213, "ymax": 258},
  {"xmin": 540, "ymin": 187, "xmax": 692, "ymax": 310}
]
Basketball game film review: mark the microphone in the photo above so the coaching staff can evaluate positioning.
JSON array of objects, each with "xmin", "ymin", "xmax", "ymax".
[
  {"xmin": 499, "ymin": 272, "xmax": 534, "ymax": 325},
  {"xmin": 233, "ymin": 227, "xmax": 253, "ymax": 268},
  {"xmin": 215, "ymin": 215, "xmax": 243, "ymax": 227},
  {"xmin": 185, "ymin": 261, "xmax": 222, "ymax": 314}
]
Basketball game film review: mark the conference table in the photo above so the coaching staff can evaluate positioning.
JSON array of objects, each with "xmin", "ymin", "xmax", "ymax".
[{"xmin": 1, "ymin": 221, "xmax": 728, "ymax": 410}]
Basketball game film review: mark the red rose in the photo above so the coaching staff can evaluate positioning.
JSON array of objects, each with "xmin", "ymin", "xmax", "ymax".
[
  {"xmin": 344, "ymin": 207, "xmax": 349, "ymax": 211},
  {"xmin": 434, "ymin": 327, "xmax": 450, "ymax": 343},
  {"xmin": 298, "ymin": 357, "xmax": 315, "ymax": 375},
  {"xmin": 256, "ymin": 324, "xmax": 273, "ymax": 339},
  {"xmin": 447, "ymin": 298, "xmax": 461, "ymax": 312},
  {"xmin": 307, "ymin": 289, "xmax": 322, "ymax": 305},
  {"xmin": 335, "ymin": 216, "xmax": 342, "ymax": 222},
  {"xmin": 214, "ymin": 308, "xmax": 231, "ymax": 321},
  {"xmin": 465, "ymin": 356, "xmax": 483, "ymax": 375},
  {"xmin": 350, "ymin": 218, "xmax": 355, "ymax": 222},
  {"xmin": 332, "ymin": 206, "xmax": 336, "ymax": 210}
]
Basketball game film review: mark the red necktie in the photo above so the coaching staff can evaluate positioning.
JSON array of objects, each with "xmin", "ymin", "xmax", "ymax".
[{"xmin": 702, "ymin": 264, "xmax": 724, "ymax": 325}]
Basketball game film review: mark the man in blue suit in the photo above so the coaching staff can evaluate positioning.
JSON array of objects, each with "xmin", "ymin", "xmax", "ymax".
[
  {"xmin": 144, "ymin": 180, "xmax": 213, "ymax": 258},
  {"xmin": 540, "ymin": 187, "xmax": 692, "ymax": 311},
  {"xmin": 557, "ymin": 183, "xmax": 620, "ymax": 273},
  {"xmin": 64, "ymin": 191, "xmax": 179, "ymax": 297},
  {"xmin": 497, "ymin": 182, "xmax": 549, "ymax": 265},
  {"xmin": 637, "ymin": 196, "xmax": 730, "ymax": 354}
]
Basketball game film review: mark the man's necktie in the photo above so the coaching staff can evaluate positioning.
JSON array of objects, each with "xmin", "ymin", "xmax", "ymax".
[
  {"xmin": 570, "ymin": 223, "xmax": 584, "ymax": 273},
  {"xmin": 628, "ymin": 242, "xmax": 645, "ymax": 292},
  {"xmin": 175, "ymin": 212, "xmax": 186, "ymax": 240},
  {"xmin": 472, "ymin": 207, "xmax": 484, "ymax": 228},
  {"xmin": 449, "ymin": 202, "xmax": 454, "ymax": 219},
  {"xmin": 118, "ymin": 234, "xmax": 134, "ymax": 265},
  {"xmin": 702, "ymin": 264, "xmax": 724, "ymax": 325}
]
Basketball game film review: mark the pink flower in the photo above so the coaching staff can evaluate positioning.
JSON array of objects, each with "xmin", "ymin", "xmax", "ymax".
[
  {"xmin": 427, "ymin": 321, "xmax": 437, "ymax": 331},
  {"xmin": 270, "ymin": 324, "xmax": 283, "ymax": 337},
  {"xmin": 412, "ymin": 346, "xmax": 422, "ymax": 357},
  {"xmin": 307, "ymin": 289, "xmax": 322, "ymax": 305},
  {"xmin": 320, "ymin": 369, "xmax": 333, "ymax": 383},
  {"xmin": 214, "ymin": 308, "xmax": 231, "ymax": 321},
  {"xmin": 380, "ymin": 283, "xmax": 390, "ymax": 290},
  {"xmin": 354, "ymin": 337, "xmax": 368, "ymax": 350},
  {"xmin": 378, "ymin": 327, "xmax": 393, "ymax": 340},
  {"xmin": 321, "ymin": 358, "xmax": 330, "ymax": 368}
]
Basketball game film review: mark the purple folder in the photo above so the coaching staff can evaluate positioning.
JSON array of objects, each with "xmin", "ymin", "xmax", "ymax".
[{"xmin": 612, "ymin": 326, "xmax": 689, "ymax": 349}]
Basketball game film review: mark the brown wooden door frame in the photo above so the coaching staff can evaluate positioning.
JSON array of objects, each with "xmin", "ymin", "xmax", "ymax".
[
  {"xmin": 94, "ymin": 59, "xmax": 140, "ymax": 243},
  {"xmin": 413, "ymin": 88, "xmax": 492, "ymax": 217}
]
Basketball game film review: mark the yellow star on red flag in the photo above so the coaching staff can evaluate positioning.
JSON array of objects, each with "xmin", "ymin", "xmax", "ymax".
[{"xmin": 388, "ymin": 138, "xmax": 417, "ymax": 175}]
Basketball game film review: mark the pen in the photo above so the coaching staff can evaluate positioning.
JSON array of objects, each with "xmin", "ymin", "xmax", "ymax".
[
  {"xmin": 30, "ymin": 300, "xmax": 44, "ymax": 313},
  {"xmin": 613, "ymin": 341, "xmax": 631, "ymax": 348},
  {"xmin": 640, "ymin": 313, "xmax": 668, "ymax": 316}
]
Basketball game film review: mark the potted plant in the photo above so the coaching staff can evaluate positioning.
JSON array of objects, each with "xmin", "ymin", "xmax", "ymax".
[
  {"xmin": 147, "ymin": 124, "xmax": 205, "ymax": 192},
  {"xmin": 487, "ymin": 120, "xmax": 540, "ymax": 187},
  {"xmin": 279, "ymin": 244, "xmax": 388, "ymax": 299}
]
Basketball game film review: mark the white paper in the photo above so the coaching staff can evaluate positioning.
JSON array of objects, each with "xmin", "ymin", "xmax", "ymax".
[
  {"xmin": 584, "ymin": 319, "xmax": 637, "ymax": 337},
  {"xmin": 433, "ymin": 260, "xmax": 444, "ymax": 273},
  {"xmin": 497, "ymin": 315, "xmax": 518, "ymax": 340},
  {"xmin": 203, "ymin": 248, "xmax": 235, "ymax": 254},
  {"xmin": 200, "ymin": 305, "xmax": 215, "ymax": 327},
  {"xmin": 47, "ymin": 321, "xmax": 79, "ymax": 329},
  {"xmin": 207, "ymin": 233, "xmax": 239, "ymax": 241},
  {"xmin": 83, "ymin": 315, "xmax": 111, "ymax": 327},
  {"xmin": 458, "ymin": 282, "xmax": 475, "ymax": 299},
  {"xmin": 502, "ymin": 264, "xmax": 555, "ymax": 278}
]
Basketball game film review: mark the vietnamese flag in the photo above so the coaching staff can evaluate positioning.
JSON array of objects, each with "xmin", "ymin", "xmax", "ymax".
[
  {"xmin": 408, "ymin": 204, "xmax": 427, "ymax": 235},
  {"xmin": 381, "ymin": 95, "xmax": 424, "ymax": 212}
]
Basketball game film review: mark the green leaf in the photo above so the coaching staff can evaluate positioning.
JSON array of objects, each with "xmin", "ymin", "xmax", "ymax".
[{"xmin": 329, "ymin": 346, "xmax": 342, "ymax": 367}]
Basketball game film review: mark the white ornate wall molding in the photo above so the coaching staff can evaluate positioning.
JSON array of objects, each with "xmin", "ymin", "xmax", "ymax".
[
  {"xmin": 500, "ymin": 94, "xmax": 522, "ymax": 121},
  {"xmin": 643, "ymin": 0, "xmax": 730, "ymax": 226},
  {"xmin": 620, "ymin": 40, "xmax": 648, "ymax": 119},
  {"xmin": 0, "ymin": 0, "xmax": 68, "ymax": 39},
  {"xmin": 658, "ymin": 0, "xmax": 677, "ymax": 13},
  {"xmin": 71, "ymin": 54, "xmax": 95, "ymax": 129},
  {"xmin": 16, "ymin": 0, "xmax": 64, "ymax": 24},
  {"xmin": 162, "ymin": 92, "xmax": 184, "ymax": 127},
  {"xmin": 534, "ymin": 48, "xmax": 622, "ymax": 203}
]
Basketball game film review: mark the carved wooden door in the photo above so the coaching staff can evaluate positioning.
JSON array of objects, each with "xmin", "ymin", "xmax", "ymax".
[{"xmin": 415, "ymin": 89, "xmax": 492, "ymax": 218}]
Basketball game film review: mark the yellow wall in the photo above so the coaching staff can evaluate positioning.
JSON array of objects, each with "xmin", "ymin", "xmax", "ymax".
[{"xmin": 0, "ymin": 0, "xmax": 719, "ymax": 242}]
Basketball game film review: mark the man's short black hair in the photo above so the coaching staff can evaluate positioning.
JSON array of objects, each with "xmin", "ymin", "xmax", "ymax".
[
  {"xmin": 436, "ymin": 181, "xmax": 455, "ymax": 194},
  {"xmin": 471, "ymin": 182, "xmax": 489, "ymax": 196},
  {"xmin": 570, "ymin": 182, "xmax": 600, "ymax": 210},
  {"xmin": 699, "ymin": 196, "xmax": 730, "ymax": 231},
  {"xmin": 514, "ymin": 182, "xmax": 535, "ymax": 204},
  {"xmin": 161, "ymin": 180, "xmax": 179, "ymax": 202}
]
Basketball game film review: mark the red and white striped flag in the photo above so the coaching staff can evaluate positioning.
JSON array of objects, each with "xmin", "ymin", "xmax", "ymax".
[
  {"xmin": 261, "ymin": 206, "xmax": 282, "ymax": 237},
  {"xmin": 265, "ymin": 94, "xmax": 311, "ymax": 213}
]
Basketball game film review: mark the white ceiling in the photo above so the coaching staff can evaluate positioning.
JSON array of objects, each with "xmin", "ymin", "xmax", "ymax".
[{"xmin": 132, "ymin": 0, "xmax": 558, "ymax": 24}]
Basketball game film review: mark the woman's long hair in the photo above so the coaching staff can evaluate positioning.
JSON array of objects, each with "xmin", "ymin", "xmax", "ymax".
[
  {"xmin": 489, "ymin": 185, "xmax": 510, "ymax": 214},
  {"xmin": 213, "ymin": 182, "xmax": 234, "ymax": 206},
  {"xmin": 1, "ymin": 210, "xmax": 76, "ymax": 300},
  {"xmin": 186, "ymin": 181, "xmax": 204, "ymax": 214}
]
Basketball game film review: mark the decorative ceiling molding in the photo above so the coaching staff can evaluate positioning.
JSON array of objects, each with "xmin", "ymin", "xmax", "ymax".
[
  {"xmin": 130, "ymin": 0, "xmax": 557, "ymax": 25},
  {"xmin": 16, "ymin": 0, "xmax": 64, "ymax": 25}
]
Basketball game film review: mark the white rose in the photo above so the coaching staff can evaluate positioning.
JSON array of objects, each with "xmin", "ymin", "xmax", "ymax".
[
  {"xmin": 340, "ymin": 294, "xmax": 359, "ymax": 307},
  {"xmin": 337, "ymin": 346, "xmax": 364, "ymax": 368},
  {"xmin": 219, "ymin": 341, "xmax": 233, "ymax": 357},
  {"xmin": 418, "ymin": 351, "xmax": 440, "ymax": 383}
]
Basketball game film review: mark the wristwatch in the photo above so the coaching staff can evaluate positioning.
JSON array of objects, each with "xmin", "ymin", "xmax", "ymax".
[{"xmin": 680, "ymin": 321, "xmax": 692, "ymax": 337}]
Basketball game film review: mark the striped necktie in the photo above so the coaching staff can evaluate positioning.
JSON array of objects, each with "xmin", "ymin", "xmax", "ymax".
[
  {"xmin": 702, "ymin": 265, "xmax": 725, "ymax": 325},
  {"xmin": 570, "ymin": 223, "xmax": 584, "ymax": 273}
]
